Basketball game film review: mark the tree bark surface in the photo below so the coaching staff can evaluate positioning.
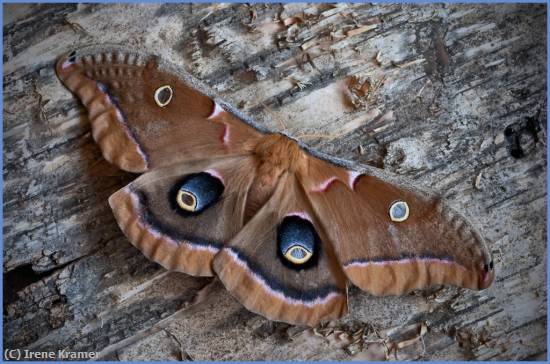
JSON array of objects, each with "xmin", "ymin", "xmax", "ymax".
[{"xmin": 3, "ymin": 3, "xmax": 547, "ymax": 360}]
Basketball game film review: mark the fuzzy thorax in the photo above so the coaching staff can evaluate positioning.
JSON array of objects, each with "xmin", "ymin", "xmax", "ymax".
[
  {"xmin": 253, "ymin": 134, "xmax": 305, "ymax": 183},
  {"xmin": 243, "ymin": 134, "xmax": 305, "ymax": 222}
]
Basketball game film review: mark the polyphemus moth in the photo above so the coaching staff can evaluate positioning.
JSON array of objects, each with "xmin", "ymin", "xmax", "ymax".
[{"xmin": 56, "ymin": 46, "xmax": 494, "ymax": 326}]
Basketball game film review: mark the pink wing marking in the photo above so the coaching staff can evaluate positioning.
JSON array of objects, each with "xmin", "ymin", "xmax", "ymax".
[{"xmin": 311, "ymin": 176, "xmax": 337, "ymax": 193}]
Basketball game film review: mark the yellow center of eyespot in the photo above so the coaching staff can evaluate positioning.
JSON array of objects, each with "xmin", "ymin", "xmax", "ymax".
[
  {"xmin": 154, "ymin": 85, "xmax": 173, "ymax": 107},
  {"xmin": 284, "ymin": 246, "xmax": 313, "ymax": 264},
  {"xmin": 176, "ymin": 190, "xmax": 197, "ymax": 212},
  {"xmin": 389, "ymin": 201, "xmax": 409, "ymax": 222}
]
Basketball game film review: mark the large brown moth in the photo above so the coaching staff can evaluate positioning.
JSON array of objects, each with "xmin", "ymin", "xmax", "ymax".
[{"xmin": 56, "ymin": 46, "xmax": 494, "ymax": 326}]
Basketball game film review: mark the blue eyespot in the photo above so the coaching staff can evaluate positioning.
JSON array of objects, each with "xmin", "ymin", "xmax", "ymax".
[
  {"xmin": 389, "ymin": 200, "xmax": 409, "ymax": 222},
  {"xmin": 277, "ymin": 215, "xmax": 318, "ymax": 267},
  {"xmin": 172, "ymin": 172, "xmax": 224, "ymax": 214}
]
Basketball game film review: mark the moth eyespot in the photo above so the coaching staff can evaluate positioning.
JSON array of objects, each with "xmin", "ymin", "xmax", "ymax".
[
  {"xmin": 171, "ymin": 172, "xmax": 224, "ymax": 215},
  {"xmin": 176, "ymin": 190, "xmax": 198, "ymax": 212},
  {"xmin": 284, "ymin": 245, "xmax": 313, "ymax": 264},
  {"xmin": 277, "ymin": 215, "xmax": 319, "ymax": 269},
  {"xmin": 154, "ymin": 85, "xmax": 173, "ymax": 107},
  {"xmin": 389, "ymin": 200, "xmax": 409, "ymax": 222}
]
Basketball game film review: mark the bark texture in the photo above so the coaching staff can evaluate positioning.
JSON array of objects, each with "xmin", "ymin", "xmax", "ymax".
[{"xmin": 3, "ymin": 3, "xmax": 547, "ymax": 360}]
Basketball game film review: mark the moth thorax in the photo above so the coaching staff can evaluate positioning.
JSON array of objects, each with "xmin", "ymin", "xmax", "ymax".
[
  {"xmin": 254, "ymin": 134, "xmax": 305, "ymax": 175},
  {"xmin": 244, "ymin": 134, "xmax": 305, "ymax": 223}
]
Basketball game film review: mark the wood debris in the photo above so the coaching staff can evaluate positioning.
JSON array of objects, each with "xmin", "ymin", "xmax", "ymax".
[
  {"xmin": 321, "ymin": 4, "xmax": 348, "ymax": 18},
  {"xmin": 291, "ymin": 77, "xmax": 312, "ymax": 91},
  {"xmin": 63, "ymin": 17, "xmax": 89, "ymax": 36},
  {"xmin": 345, "ymin": 74, "xmax": 386, "ymax": 108},
  {"xmin": 494, "ymin": 133, "xmax": 505, "ymax": 145},
  {"xmin": 396, "ymin": 322, "xmax": 428, "ymax": 349},
  {"xmin": 303, "ymin": 6, "xmax": 320, "ymax": 19},
  {"xmin": 374, "ymin": 50, "xmax": 383, "ymax": 66},
  {"xmin": 345, "ymin": 75, "xmax": 371, "ymax": 108},
  {"xmin": 283, "ymin": 16, "xmax": 303, "ymax": 27},
  {"xmin": 241, "ymin": 6, "xmax": 258, "ymax": 32},
  {"xmin": 383, "ymin": 322, "xmax": 429, "ymax": 360},
  {"xmin": 330, "ymin": 29, "xmax": 347, "ymax": 40},
  {"xmin": 392, "ymin": 58, "xmax": 426, "ymax": 68},
  {"xmin": 346, "ymin": 23, "xmax": 378, "ymax": 37},
  {"xmin": 475, "ymin": 171, "xmax": 483, "ymax": 190}
]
